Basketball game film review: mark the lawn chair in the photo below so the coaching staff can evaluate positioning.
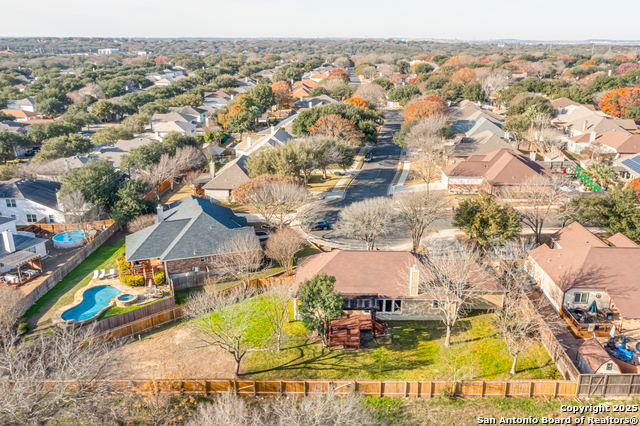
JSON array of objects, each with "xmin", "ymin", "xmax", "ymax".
[
  {"xmin": 99, "ymin": 269, "xmax": 105, "ymax": 279},
  {"xmin": 109, "ymin": 268, "xmax": 116, "ymax": 278},
  {"xmin": 92, "ymin": 270, "xmax": 99, "ymax": 280}
]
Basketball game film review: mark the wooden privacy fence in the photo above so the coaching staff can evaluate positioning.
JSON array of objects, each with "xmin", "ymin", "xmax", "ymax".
[
  {"xmin": 577, "ymin": 374, "xmax": 640, "ymax": 397},
  {"xmin": 98, "ymin": 304, "xmax": 186, "ymax": 341},
  {"xmin": 170, "ymin": 273, "xmax": 294, "ymax": 292},
  {"xmin": 93, "ymin": 297, "xmax": 176, "ymax": 334},
  {"xmin": 102, "ymin": 379, "xmax": 577, "ymax": 399},
  {"xmin": 21, "ymin": 220, "xmax": 115, "ymax": 236}
]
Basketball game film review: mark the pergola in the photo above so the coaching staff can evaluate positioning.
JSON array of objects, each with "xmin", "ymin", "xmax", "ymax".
[{"xmin": 1, "ymin": 251, "xmax": 42, "ymax": 284}]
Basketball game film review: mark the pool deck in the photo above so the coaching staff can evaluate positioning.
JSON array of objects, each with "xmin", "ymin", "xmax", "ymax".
[{"xmin": 52, "ymin": 277, "xmax": 149, "ymax": 327}]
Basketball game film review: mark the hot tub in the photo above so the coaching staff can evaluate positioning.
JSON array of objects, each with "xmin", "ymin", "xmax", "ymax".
[
  {"xmin": 52, "ymin": 230, "xmax": 85, "ymax": 249},
  {"xmin": 115, "ymin": 293, "xmax": 139, "ymax": 308}
]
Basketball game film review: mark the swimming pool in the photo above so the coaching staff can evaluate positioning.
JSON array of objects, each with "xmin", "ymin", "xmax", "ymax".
[
  {"xmin": 52, "ymin": 230, "xmax": 85, "ymax": 249},
  {"xmin": 61, "ymin": 285, "xmax": 122, "ymax": 322}
]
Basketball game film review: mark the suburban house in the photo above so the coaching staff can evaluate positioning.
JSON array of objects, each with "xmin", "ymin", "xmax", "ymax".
[
  {"xmin": 125, "ymin": 196, "xmax": 257, "ymax": 280},
  {"xmin": 154, "ymin": 78, "xmax": 172, "ymax": 86},
  {"xmin": 1, "ymin": 109, "xmax": 38, "ymax": 122},
  {"xmin": 168, "ymin": 106, "xmax": 208, "ymax": 123},
  {"xmin": 154, "ymin": 121, "xmax": 197, "ymax": 140},
  {"xmin": 276, "ymin": 113, "xmax": 298, "ymax": 134},
  {"xmin": 445, "ymin": 130, "xmax": 515, "ymax": 161},
  {"xmin": 236, "ymin": 77, "xmax": 258, "ymax": 93},
  {"xmin": 561, "ymin": 114, "xmax": 636, "ymax": 137},
  {"xmin": 234, "ymin": 127, "xmax": 292, "ymax": 157},
  {"xmin": 291, "ymin": 95, "xmax": 337, "ymax": 111},
  {"xmin": 292, "ymin": 250, "xmax": 504, "ymax": 320},
  {"xmin": 36, "ymin": 133, "xmax": 156, "ymax": 179},
  {"xmin": 293, "ymin": 79, "xmax": 319, "ymax": 90},
  {"xmin": 527, "ymin": 222, "xmax": 640, "ymax": 339},
  {"xmin": 150, "ymin": 112, "xmax": 194, "ymax": 131},
  {"xmin": 203, "ymin": 156, "xmax": 250, "ymax": 201},
  {"xmin": 292, "ymin": 84, "xmax": 313, "ymax": 99},
  {"xmin": 204, "ymin": 90, "xmax": 234, "ymax": 108},
  {"xmin": 0, "ymin": 217, "xmax": 47, "ymax": 274},
  {"xmin": 6, "ymin": 97, "xmax": 36, "ymax": 112},
  {"xmin": 257, "ymin": 69, "xmax": 276, "ymax": 80},
  {"xmin": 567, "ymin": 130, "xmax": 640, "ymax": 156},
  {"xmin": 0, "ymin": 179, "xmax": 65, "ymax": 224},
  {"xmin": 447, "ymin": 100, "xmax": 504, "ymax": 124},
  {"xmin": 0, "ymin": 120, "xmax": 29, "ymax": 134},
  {"xmin": 451, "ymin": 115, "xmax": 506, "ymax": 138},
  {"xmin": 441, "ymin": 148, "xmax": 553, "ymax": 194},
  {"xmin": 614, "ymin": 153, "xmax": 640, "ymax": 180}
]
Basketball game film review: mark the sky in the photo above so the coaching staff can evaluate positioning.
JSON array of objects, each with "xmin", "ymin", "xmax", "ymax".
[{"xmin": 3, "ymin": 0, "xmax": 640, "ymax": 41}]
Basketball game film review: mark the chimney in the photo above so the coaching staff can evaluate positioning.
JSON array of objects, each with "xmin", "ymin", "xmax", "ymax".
[
  {"xmin": 247, "ymin": 136, "xmax": 252, "ymax": 147},
  {"xmin": 608, "ymin": 69, "xmax": 612, "ymax": 77},
  {"xmin": 309, "ymin": 101, "xmax": 313, "ymax": 109},
  {"xmin": 300, "ymin": 96, "xmax": 304, "ymax": 102},
  {"xmin": 64, "ymin": 158, "xmax": 70, "ymax": 172},
  {"xmin": 2, "ymin": 229, "xmax": 15, "ymax": 254},
  {"xmin": 589, "ymin": 131, "xmax": 596, "ymax": 142},
  {"xmin": 409, "ymin": 265, "xmax": 420, "ymax": 296},
  {"xmin": 583, "ymin": 120, "xmax": 588, "ymax": 132},
  {"xmin": 230, "ymin": 94, "xmax": 234, "ymax": 100},
  {"xmin": 156, "ymin": 205, "xmax": 164, "ymax": 223},
  {"xmin": 210, "ymin": 161, "xmax": 216, "ymax": 178},
  {"xmin": 529, "ymin": 151, "xmax": 536, "ymax": 161},
  {"xmin": 271, "ymin": 125, "xmax": 275, "ymax": 135}
]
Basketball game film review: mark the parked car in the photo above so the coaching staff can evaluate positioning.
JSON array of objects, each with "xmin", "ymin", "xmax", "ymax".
[
  {"xmin": 24, "ymin": 150, "xmax": 35, "ymax": 157},
  {"xmin": 255, "ymin": 230, "xmax": 269, "ymax": 243},
  {"xmin": 309, "ymin": 220, "xmax": 330, "ymax": 231},
  {"xmin": 364, "ymin": 152, "xmax": 373, "ymax": 162}
]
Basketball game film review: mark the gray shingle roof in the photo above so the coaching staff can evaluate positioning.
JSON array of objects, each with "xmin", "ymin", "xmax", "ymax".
[
  {"xmin": 126, "ymin": 196, "xmax": 253, "ymax": 262},
  {"xmin": 203, "ymin": 156, "xmax": 250, "ymax": 191},
  {"xmin": 0, "ymin": 234, "xmax": 47, "ymax": 259},
  {"xmin": 0, "ymin": 179, "xmax": 61, "ymax": 210}
]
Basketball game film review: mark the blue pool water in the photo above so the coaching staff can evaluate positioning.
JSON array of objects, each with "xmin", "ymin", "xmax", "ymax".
[
  {"xmin": 61, "ymin": 285, "xmax": 122, "ymax": 321},
  {"xmin": 53, "ymin": 230, "xmax": 84, "ymax": 242},
  {"xmin": 118, "ymin": 294, "xmax": 135, "ymax": 301}
]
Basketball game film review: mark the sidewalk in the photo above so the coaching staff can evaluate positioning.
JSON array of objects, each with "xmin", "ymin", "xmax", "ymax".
[{"xmin": 309, "ymin": 146, "xmax": 369, "ymax": 203}]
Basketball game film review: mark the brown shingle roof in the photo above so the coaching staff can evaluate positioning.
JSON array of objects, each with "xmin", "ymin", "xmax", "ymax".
[
  {"xmin": 530, "ymin": 222, "xmax": 640, "ymax": 318},
  {"xmin": 442, "ymin": 149, "xmax": 553, "ymax": 185},
  {"xmin": 578, "ymin": 338, "xmax": 615, "ymax": 373},
  {"xmin": 292, "ymin": 250, "xmax": 501, "ymax": 299},
  {"xmin": 569, "ymin": 130, "xmax": 640, "ymax": 154}
]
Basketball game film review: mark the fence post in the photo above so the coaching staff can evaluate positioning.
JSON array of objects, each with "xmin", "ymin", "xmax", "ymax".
[
  {"xmin": 503, "ymin": 382, "xmax": 508, "ymax": 397},
  {"xmin": 553, "ymin": 381, "xmax": 558, "ymax": 398},
  {"xmin": 481, "ymin": 381, "xmax": 485, "ymax": 397},
  {"xmin": 405, "ymin": 382, "xmax": 409, "ymax": 398},
  {"xmin": 253, "ymin": 381, "xmax": 257, "ymax": 397},
  {"xmin": 529, "ymin": 381, "xmax": 533, "ymax": 397},
  {"xmin": 130, "ymin": 324, "xmax": 134, "ymax": 337},
  {"xmin": 379, "ymin": 381, "xmax": 383, "ymax": 397},
  {"xmin": 429, "ymin": 382, "xmax": 434, "ymax": 398}
]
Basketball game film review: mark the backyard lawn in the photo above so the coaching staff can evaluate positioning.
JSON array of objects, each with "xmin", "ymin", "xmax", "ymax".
[
  {"xmin": 242, "ymin": 312, "xmax": 560, "ymax": 380},
  {"xmin": 23, "ymin": 232, "xmax": 127, "ymax": 331}
]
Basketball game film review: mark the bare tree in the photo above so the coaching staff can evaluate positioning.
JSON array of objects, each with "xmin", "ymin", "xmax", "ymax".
[
  {"xmin": 353, "ymin": 84, "xmax": 387, "ymax": 108},
  {"xmin": 184, "ymin": 285, "xmax": 267, "ymax": 376},
  {"xmin": 360, "ymin": 66, "xmax": 377, "ymax": 80},
  {"xmin": 405, "ymin": 115, "xmax": 448, "ymax": 187},
  {"xmin": 0, "ymin": 324, "xmax": 121, "ymax": 425},
  {"xmin": 477, "ymin": 69, "xmax": 512, "ymax": 101},
  {"xmin": 246, "ymin": 181, "xmax": 309, "ymax": 229},
  {"xmin": 395, "ymin": 189, "xmax": 447, "ymax": 252},
  {"xmin": 334, "ymin": 57, "xmax": 351, "ymax": 68},
  {"xmin": 499, "ymin": 174, "xmax": 570, "ymax": 244},
  {"xmin": 265, "ymin": 227, "xmax": 306, "ymax": 273},
  {"xmin": 127, "ymin": 213, "xmax": 157, "ymax": 233},
  {"xmin": 137, "ymin": 146, "xmax": 204, "ymax": 195},
  {"xmin": 531, "ymin": 61, "xmax": 552, "ymax": 79},
  {"xmin": 183, "ymin": 169, "xmax": 203, "ymax": 188},
  {"xmin": 377, "ymin": 63, "xmax": 395, "ymax": 76},
  {"xmin": 187, "ymin": 390, "xmax": 381, "ymax": 426},
  {"xmin": 438, "ymin": 342, "xmax": 477, "ymax": 386},
  {"xmin": 61, "ymin": 190, "xmax": 88, "ymax": 224},
  {"xmin": 338, "ymin": 197, "xmax": 397, "ymax": 250},
  {"xmin": 403, "ymin": 245, "xmax": 493, "ymax": 346},
  {"xmin": 215, "ymin": 232, "xmax": 264, "ymax": 286},
  {"xmin": 263, "ymin": 281, "xmax": 292, "ymax": 352},
  {"xmin": 0, "ymin": 287, "xmax": 24, "ymax": 333}
]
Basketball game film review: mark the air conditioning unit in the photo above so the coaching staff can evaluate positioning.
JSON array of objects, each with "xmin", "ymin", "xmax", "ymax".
[{"xmin": 192, "ymin": 267, "xmax": 199, "ymax": 272}]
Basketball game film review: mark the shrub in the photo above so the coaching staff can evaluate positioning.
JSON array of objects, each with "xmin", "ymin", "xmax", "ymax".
[
  {"xmin": 123, "ymin": 274, "xmax": 145, "ymax": 286},
  {"xmin": 18, "ymin": 322, "xmax": 28, "ymax": 335},
  {"xmin": 153, "ymin": 271, "xmax": 165, "ymax": 285}
]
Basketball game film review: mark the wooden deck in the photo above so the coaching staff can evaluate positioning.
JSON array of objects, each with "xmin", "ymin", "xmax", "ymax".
[
  {"xmin": 328, "ymin": 314, "xmax": 385, "ymax": 350},
  {"xmin": 560, "ymin": 309, "xmax": 617, "ymax": 338}
]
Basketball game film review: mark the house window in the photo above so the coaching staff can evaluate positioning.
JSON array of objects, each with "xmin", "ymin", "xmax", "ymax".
[
  {"xmin": 6, "ymin": 199, "xmax": 16, "ymax": 208},
  {"xmin": 432, "ymin": 300, "xmax": 445, "ymax": 309},
  {"xmin": 347, "ymin": 299, "xmax": 358, "ymax": 309},
  {"xmin": 362, "ymin": 300, "xmax": 371, "ymax": 309},
  {"xmin": 606, "ymin": 363, "xmax": 613, "ymax": 371},
  {"xmin": 26, "ymin": 246, "xmax": 36, "ymax": 253},
  {"xmin": 10, "ymin": 215, "xmax": 16, "ymax": 219},
  {"xmin": 377, "ymin": 299, "xmax": 402, "ymax": 314},
  {"xmin": 26, "ymin": 214, "xmax": 37, "ymax": 223},
  {"xmin": 574, "ymin": 293, "xmax": 588, "ymax": 304},
  {"xmin": 200, "ymin": 257, "xmax": 206, "ymax": 263},
  {"xmin": 48, "ymin": 215, "xmax": 55, "ymax": 223}
]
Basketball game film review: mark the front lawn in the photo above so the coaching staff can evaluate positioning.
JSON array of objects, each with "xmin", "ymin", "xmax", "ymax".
[
  {"xmin": 307, "ymin": 173, "xmax": 340, "ymax": 192},
  {"xmin": 242, "ymin": 312, "xmax": 560, "ymax": 380},
  {"xmin": 23, "ymin": 232, "xmax": 127, "ymax": 330}
]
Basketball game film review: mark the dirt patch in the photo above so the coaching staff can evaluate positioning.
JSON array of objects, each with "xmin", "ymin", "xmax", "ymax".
[{"xmin": 104, "ymin": 323, "xmax": 237, "ymax": 379}]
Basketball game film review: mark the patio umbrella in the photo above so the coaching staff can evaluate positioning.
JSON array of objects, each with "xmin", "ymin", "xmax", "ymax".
[
  {"xmin": 588, "ymin": 300, "xmax": 598, "ymax": 314},
  {"xmin": 610, "ymin": 325, "xmax": 617, "ymax": 338}
]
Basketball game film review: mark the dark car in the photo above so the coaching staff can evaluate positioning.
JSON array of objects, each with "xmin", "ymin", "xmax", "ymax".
[
  {"xmin": 310, "ymin": 220, "xmax": 330, "ymax": 231},
  {"xmin": 24, "ymin": 150, "xmax": 36, "ymax": 157},
  {"xmin": 364, "ymin": 152, "xmax": 373, "ymax": 162}
]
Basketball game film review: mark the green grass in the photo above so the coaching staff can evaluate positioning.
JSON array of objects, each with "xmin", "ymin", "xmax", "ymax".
[
  {"xmin": 95, "ymin": 298, "xmax": 160, "ymax": 321},
  {"xmin": 23, "ymin": 233, "xmax": 127, "ymax": 327},
  {"xmin": 242, "ymin": 312, "xmax": 560, "ymax": 380},
  {"xmin": 307, "ymin": 174, "xmax": 341, "ymax": 192}
]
